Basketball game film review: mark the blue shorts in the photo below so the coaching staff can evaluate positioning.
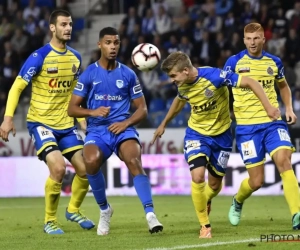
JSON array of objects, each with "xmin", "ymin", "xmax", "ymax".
[
  {"xmin": 183, "ymin": 127, "xmax": 232, "ymax": 177},
  {"xmin": 27, "ymin": 122, "xmax": 84, "ymax": 156},
  {"xmin": 235, "ymin": 121, "xmax": 295, "ymax": 168},
  {"xmin": 85, "ymin": 126, "xmax": 140, "ymax": 161}
]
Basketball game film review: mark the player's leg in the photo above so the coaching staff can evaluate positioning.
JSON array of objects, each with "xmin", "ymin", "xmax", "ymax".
[
  {"xmin": 82, "ymin": 131, "xmax": 113, "ymax": 235},
  {"xmin": 205, "ymin": 169, "xmax": 223, "ymax": 215},
  {"xmin": 28, "ymin": 122, "xmax": 65, "ymax": 234},
  {"xmin": 57, "ymin": 128, "xmax": 95, "ymax": 229},
  {"xmin": 205, "ymin": 129, "xmax": 232, "ymax": 215},
  {"xmin": 266, "ymin": 122, "xmax": 300, "ymax": 229},
  {"xmin": 183, "ymin": 127, "xmax": 213, "ymax": 238},
  {"xmin": 118, "ymin": 137, "xmax": 163, "ymax": 234},
  {"xmin": 229, "ymin": 126, "xmax": 265, "ymax": 226}
]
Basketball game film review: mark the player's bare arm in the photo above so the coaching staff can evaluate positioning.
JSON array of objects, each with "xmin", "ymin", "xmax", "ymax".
[
  {"xmin": 239, "ymin": 76, "xmax": 281, "ymax": 121},
  {"xmin": 277, "ymin": 79, "xmax": 297, "ymax": 124},
  {"xmin": 151, "ymin": 96, "xmax": 186, "ymax": 144},
  {"xmin": 108, "ymin": 95, "xmax": 147, "ymax": 134},
  {"xmin": 68, "ymin": 94, "xmax": 111, "ymax": 118}
]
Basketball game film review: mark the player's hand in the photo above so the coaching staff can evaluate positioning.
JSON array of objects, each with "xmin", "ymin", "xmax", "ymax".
[
  {"xmin": 266, "ymin": 106, "xmax": 281, "ymax": 121},
  {"xmin": 285, "ymin": 108, "xmax": 297, "ymax": 125},
  {"xmin": 0, "ymin": 117, "xmax": 17, "ymax": 142},
  {"xmin": 108, "ymin": 121, "xmax": 129, "ymax": 134},
  {"xmin": 151, "ymin": 124, "xmax": 165, "ymax": 145},
  {"xmin": 90, "ymin": 106, "xmax": 111, "ymax": 117}
]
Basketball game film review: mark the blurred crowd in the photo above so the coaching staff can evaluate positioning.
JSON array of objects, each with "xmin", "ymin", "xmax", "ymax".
[
  {"xmin": 0, "ymin": 0, "xmax": 73, "ymax": 118},
  {"xmin": 92, "ymin": 0, "xmax": 300, "ymax": 127},
  {"xmin": 1, "ymin": 0, "xmax": 300, "ymax": 128}
]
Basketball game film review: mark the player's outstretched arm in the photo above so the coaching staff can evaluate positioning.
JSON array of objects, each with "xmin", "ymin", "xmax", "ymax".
[
  {"xmin": 239, "ymin": 76, "xmax": 281, "ymax": 121},
  {"xmin": 151, "ymin": 96, "xmax": 186, "ymax": 144},
  {"xmin": 68, "ymin": 94, "xmax": 110, "ymax": 118},
  {"xmin": 277, "ymin": 79, "xmax": 297, "ymax": 124},
  {"xmin": 0, "ymin": 79, "xmax": 27, "ymax": 141}
]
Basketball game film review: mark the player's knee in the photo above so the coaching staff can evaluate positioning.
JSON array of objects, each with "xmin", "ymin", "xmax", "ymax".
[
  {"xmin": 208, "ymin": 181, "xmax": 222, "ymax": 191},
  {"xmin": 276, "ymin": 156, "xmax": 292, "ymax": 173},
  {"xmin": 249, "ymin": 177, "xmax": 264, "ymax": 190},
  {"xmin": 125, "ymin": 157, "xmax": 144, "ymax": 176},
  {"xmin": 191, "ymin": 175, "xmax": 205, "ymax": 184},
  {"xmin": 49, "ymin": 164, "xmax": 66, "ymax": 182}
]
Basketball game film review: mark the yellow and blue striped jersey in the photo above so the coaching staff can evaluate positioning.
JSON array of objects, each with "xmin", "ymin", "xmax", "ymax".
[
  {"xmin": 177, "ymin": 67, "xmax": 241, "ymax": 136},
  {"xmin": 224, "ymin": 49, "xmax": 285, "ymax": 125},
  {"xmin": 18, "ymin": 43, "xmax": 81, "ymax": 129}
]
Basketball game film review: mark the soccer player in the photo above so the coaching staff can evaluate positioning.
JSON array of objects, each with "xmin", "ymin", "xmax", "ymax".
[
  {"xmin": 67, "ymin": 27, "xmax": 163, "ymax": 236},
  {"xmin": 224, "ymin": 23, "xmax": 300, "ymax": 229},
  {"xmin": 0, "ymin": 10, "xmax": 94, "ymax": 234},
  {"xmin": 151, "ymin": 51, "xmax": 280, "ymax": 238}
]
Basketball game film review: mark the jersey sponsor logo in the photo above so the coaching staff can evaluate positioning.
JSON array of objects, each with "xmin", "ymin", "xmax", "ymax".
[
  {"xmin": 116, "ymin": 80, "xmax": 124, "ymax": 88},
  {"xmin": 258, "ymin": 79, "xmax": 273, "ymax": 89},
  {"xmin": 219, "ymin": 70, "xmax": 227, "ymax": 78},
  {"xmin": 241, "ymin": 140, "xmax": 257, "ymax": 160},
  {"xmin": 75, "ymin": 82, "xmax": 84, "ymax": 91},
  {"xmin": 192, "ymin": 100, "xmax": 217, "ymax": 113},
  {"xmin": 47, "ymin": 67, "xmax": 58, "ymax": 74},
  {"xmin": 133, "ymin": 84, "xmax": 142, "ymax": 94},
  {"xmin": 184, "ymin": 140, "xmax": 201, "ymax": 154},
  {"xmin": 36, "ymin": 126, "xmax": 55, "ymax": 140},
  {"xmin": 27, "ymin": 67, "xmax": 36, "ymax": 76},
  {"xmin": 218, "ymin": 151, "xmax": 230, "ymax": 168},
  {"xmin": 22, "ymin": 74, "xmax": 30, "ymax": 82},
  {"xmin": 267, "ymin": 66, "xmax": 274, "ymax": 75},
  {"xmin": 95, "ymin": 94, "xmax": 123, "ymax": 101},
  {"xmin": 49, "ymin": 79, "xmax": 72, "ymax": 88},
  {"xmin": 204, "ymin": 88, "xmax": 214, "ymax": 98},
  {"xmin": 277, "ymin": 129, "xmax": 291, "ymax": 142},
  {"xmin": 44, "ymin": 60, "xmax": 57, "ymax": 64},
  {"xmin": 238, "ymin": 67, "xmax": 250, "ymax": 73}
]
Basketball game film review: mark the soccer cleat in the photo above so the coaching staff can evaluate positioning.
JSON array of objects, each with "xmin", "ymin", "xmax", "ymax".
[
  {"xmin": 146, "ymin": 212, "xmax": 163, "ymax": 234},
  {"xmin": 97, "ymin": 205, "xmax": 114, "ymax": 235},
  {"xmin": 65, "ymin": 209, "xmax": 95, "ymax": 230},
  {"xmin": 44, "ymin": 221, "xmax": 64, "ymax": 234},
  {"xmin": 228, "ymin": 196, "xmax": 243, "ymax": 226},
  {"xmin": 207, "ymin": 200, "xmax": 212, "ymax": 215},
  {"xmin": 292, "ymin": 212, "xmax": 300, "ymax": 230},
  {"xmin": 199, "ymin": 225, "xmax": 212, "ymax": 238}
]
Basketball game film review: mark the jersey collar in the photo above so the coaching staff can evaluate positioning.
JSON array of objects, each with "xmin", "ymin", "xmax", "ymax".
[{"xmin": 245, "ymin": 49, "xmax": 266, "ymax": 60}]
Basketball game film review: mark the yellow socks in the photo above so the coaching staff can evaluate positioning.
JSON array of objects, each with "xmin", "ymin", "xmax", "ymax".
[
  {"xmin": 235, "ymin": 178, "xmax": 254, "ymax": 204},
  {"xmin": 45, "ymin": 177, "xmax": 62, "ymax": 223},
  {"xmin": 281, "ymin": 169, "xmax": 300, "ymax": 216},
  {"xmin": 67, "ymin": 175, "xmax": 89, "ymax": 213},
  {"xmin": 191, "ymin": 181, "xmax": 209, "ymax": 226},
  {"xmin": 205, "ymin": 182, "xmax": 223, "ymax": 202}
]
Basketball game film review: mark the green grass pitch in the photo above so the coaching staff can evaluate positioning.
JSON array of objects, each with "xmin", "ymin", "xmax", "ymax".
[{"xmin": 0, "ymin": 196, "xmax": 299, "ymax": 250}]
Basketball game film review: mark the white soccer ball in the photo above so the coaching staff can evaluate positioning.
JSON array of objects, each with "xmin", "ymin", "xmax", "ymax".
[{"xmin": 131, "ymin": 43, "xmax": 161, "ymax": 72}]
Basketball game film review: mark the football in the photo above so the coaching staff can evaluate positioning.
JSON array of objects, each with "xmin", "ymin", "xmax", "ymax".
[{"xmin": 131, "ymin": 43, "xmax": 161, "ymax": 72}]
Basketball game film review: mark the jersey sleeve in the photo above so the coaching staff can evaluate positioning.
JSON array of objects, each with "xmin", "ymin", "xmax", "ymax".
[
  {"xmin": 223, "ymin": 56, "xmax": 237, "ymax": 73},
  {"xmin": 209, "ymin": 68, "xmax": 242, "ymax": 88},
  {"xmin": 129, "ymin": 71, "xmax": 143, "ymax": 100},
  {"xmin": 274, "ymin": 57, "xmax": 285, "ymax": 82},
  {"xmin": 18, "ymin": 52, "xmax": 43, "ymax": 84},
  {"xmin": 73, "ymin": 69, "xmax": 92, "ymax": 98}
]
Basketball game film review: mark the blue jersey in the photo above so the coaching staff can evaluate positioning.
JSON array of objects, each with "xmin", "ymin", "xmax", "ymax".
[{"xmin": 73, "ymin": 61, "xmax": 143, "ymax": 129}]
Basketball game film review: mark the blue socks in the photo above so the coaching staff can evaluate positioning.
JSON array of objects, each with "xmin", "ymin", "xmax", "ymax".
[
  {"xmin": 133, "ymin": 174, "xmax": 154, "ymax": 214},
  {"xmin": 86, "ymin": 170, "xmax": 108, "ymax": 210}
]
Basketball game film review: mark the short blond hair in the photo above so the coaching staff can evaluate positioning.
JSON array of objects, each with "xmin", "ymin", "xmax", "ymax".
[
  {"xmin": 161, "ymin": 51, "xmax": 193, "ymax": 73},
  {"xmin": 244, "ymin": 23, "xmax": 264, "ymax": 34}
]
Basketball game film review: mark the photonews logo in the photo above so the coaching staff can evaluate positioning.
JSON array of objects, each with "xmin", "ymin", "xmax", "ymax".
[{"xmin": 260, "ymin": 234, "xmax": 300, "ymax": 242}]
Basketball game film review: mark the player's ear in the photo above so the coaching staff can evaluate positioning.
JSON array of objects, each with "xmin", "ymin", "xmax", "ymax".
[
  {"xmin": 49, "ymin": 24, "xmax": 55, "ymax": 33},
  {"xmin": 97, "ymin": 41, "xmax": 101, "ymax": 49}
]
